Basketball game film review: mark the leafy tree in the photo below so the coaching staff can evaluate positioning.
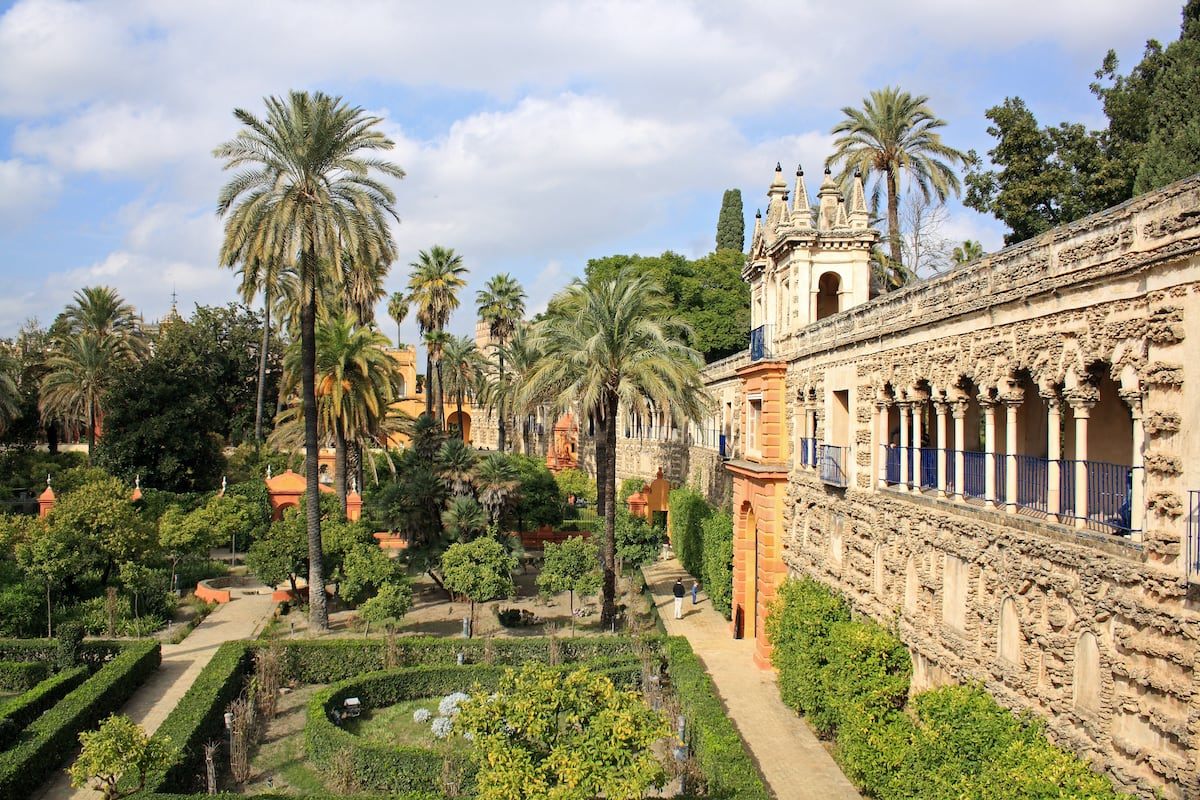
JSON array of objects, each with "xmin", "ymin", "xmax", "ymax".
[
  {"xmin": 358, "ymin": 579, "xmax": 413, "ymax": 629},
  {"xmin": 1132, "ymin": 1, "xmax": 1200, "ymax": 191},
  {"xmin": 246, "ymin": 511, "xmax": 308, "ymax": 593},
  {"xmin": 524, "ymin": 273, "xmax": 706, "ymax": 626},
  {"xmin": 233, "ymin": 255, "xmax": 286, "ymax": 445},
  {"xmin": 476, "ymin": 273, "xmax": 527, "ymax": 451},
  {"xmin": 215, "ymin": 90, "xmax": 404, "ymax": 632},
  {"xmin": 69, "ymin": 714, "xmax": 172, "ymax": 799},
  {"xmin": 15, "ymin": 518, "xmax": 77, "ymax": 636},
  {"xmin": 340, "ymin": 543, "xmax": 406, "ymax": 606},
  {"xmin": 1, "ymin": 319, "xmax": 55, "ymax": 448},
  {"xmin": 614, "ymin": 507, "xmax": 664, "ymax": 568},
  {"xmin": 440, "ymin": 537, "xmax": 516, "ymax": 637},
  {"xmin": 49, "ymin": 475, "xmax": 153, "ymax": 584},
  {"xmin": 406, "ymin": 246, "xmax": 468, "ymax": 419},
  {"xmin": 553, "ymin": 467, "xmax": 595, "ymax": 505},
  {"xmin": 827, "ymin": 87, "xmax": 967, "ymax": 271},
  {"xmin": 715, "ymin": 188, "xmax": 745, "ymax": 252},
  {"xmin": 456, "ymin": 664, "xmax": 669, "ymax": 800},
  {"xmin": 157, "ymin": 506, "xmax": 220, "ymax": 591},
  {"xmin": 118, "ymin": 561, "xmax": 164, "ymax": 619},
  {"xmin": 509, "ymin": 454, "xmax": 563, "ymax": 530},
  {"xmin": 537, "ymin": 536, "xmax": 601, "ymax": 626}
]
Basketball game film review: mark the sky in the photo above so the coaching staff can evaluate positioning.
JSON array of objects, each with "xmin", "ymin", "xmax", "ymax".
[{"xmin": 0, "ymin": 0, "xmax": 1186, "ymax": 348}]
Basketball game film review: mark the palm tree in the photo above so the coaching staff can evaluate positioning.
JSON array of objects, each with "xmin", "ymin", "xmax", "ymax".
[
  {"xmin": 234, "ymin": 258, "xmax": 287, "ymax": 445},
  {"xmin": 437, "ymin": 438, "xmax": 478, "ymax": 496},
  {"xmin": 424, "ymin": 329, "xmax": 453, "ymax": 426},
  {"xmin": 442, "ymin": 494, "xmax": 487, "ymax": 543},
  {"xmin": 0, "ymin": 347, "xmax": 20, "ymax": 436},
  {"xmin": 60, "ymin": 286, "xmax": 148, "ymax": 361},
  {"xmin": 406, "ymin": 246, "xmax": 467, "ymax": 418},
  {"xmin": 441, "ymin": 335, "xmax": 483, "ymax": 442},
  {"xmin": 474, "ymin": 452, "xmax": 521, "ymax": 525},
  {"xmin": 476, "ymin": 274, "xmax": 526, "ymax": 451},
  {"xmin": 826, "ymin": 87, "xmax": 967, "ymax": 271},
  {"xmin": 952, "ymin": 239, "xmax": 984, "ymax": 265},
  {"xmin": 387, "ymin": 291, "xmax": 408, "ymax": 348},
  {"xmin": 215, "ymin": 90, "xmax": 404, "ymax": 631},
  {"xmin": 38, "ymin": 334, "xmax": 118, "ymax": 455},
  {"xmin": 523, "ymin": 272, "xmax": 707, "ymax": 625},
  {"xmin": 480, "ymin": 323, "xmax": 542, "ymax": 454}
]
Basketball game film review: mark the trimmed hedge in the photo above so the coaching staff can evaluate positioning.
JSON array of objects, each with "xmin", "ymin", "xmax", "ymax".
[
  {"xmin": 668, "ymin": 488, "xmax": 712, "ymax": 579},
  {"xmin": 0, "ymin": 664, "xmax": 89, "ymax": 750},
  {"xmin": 0, "ymin": 639, "xmax": 160, "ymax": 797},
  {"xmin": 0, "ymin": 659, "xmax": 49, "ymax": 691},
  {"xmin": 0, "ymin": 638, "xmax": 124, "ymax": 666},
  {"xmin": 139, "ymin": 640, "xmax": 253, "ymax": 793},
  {"xmin": 662, "ymin": 636, "xmax": 770, "ymax": 800},
  {"xmin": 699, "ymin": 511, "xmax": 733, "ymax": 618},
  {"xmin": 143, "ymin": 794, "xmax": 442, "ymax": 800}
]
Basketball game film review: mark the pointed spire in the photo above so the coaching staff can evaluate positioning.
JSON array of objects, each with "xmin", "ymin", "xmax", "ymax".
[
  {"xmin": 817, "ymin": 167, "xmax": 843, "ymax": 231},
  {"xmin": 792, "ymin": 164, "xmax": 812, "ymax": 229},
  {"xmin": 834, "ymin": 197, "xmax": 849, "ymax": 229},
  {"xmin": 848, "ymin": 168, "xmax": 869, "ymax": 229}
]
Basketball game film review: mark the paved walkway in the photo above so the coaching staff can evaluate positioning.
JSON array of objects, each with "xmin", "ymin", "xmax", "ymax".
[
  {"xmin": 643, "ymin": 558, "xmax": 861, "ymax": 800},
  {"xmin": 37, "ymin": 587, "xmax": 277, "ymax": 800}
]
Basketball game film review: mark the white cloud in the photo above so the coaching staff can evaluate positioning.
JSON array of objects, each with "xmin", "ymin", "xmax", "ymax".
[{"xmin": 0, "ymin": 158, "xmax": 61, "ymax": 226}]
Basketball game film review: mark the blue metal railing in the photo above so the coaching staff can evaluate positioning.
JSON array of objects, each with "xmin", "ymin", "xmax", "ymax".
[
  {"xmin": 749, "ymin": 324, "xmax": 775, "ymax": 361},
  {"xmin": 798, "ymin": 437, "xmax": 818, "ymax": 468},
  {"xmin": 1014, "ymin": 454, "xmax": 1049, "ymax": 513},
  {"xmin": 919, "ymin": 447, "xmax": 938, "ymax": 490},
  {"xmin": 1188, "ymin": 490, "xmax": 1200, "ymax": 583},
  {"xmin": 818, "ymin": 444, "xmax": 848, "ymax": 487},
  {"xmin": 884, "ymin": 445, "xmax": 901, "ymax": 485},
  {"xmin": 994, "ymin": 453, "xmax": 1008, "ymax": 505},
  {"xmin": 962, "ymin": 451, "xmax": 986, "ymax": 500},
  {"xmin": 946, "ymin": 448, "xmax": 956, "ymax": 493},
  {"xmin": 1087, "ymin": 460, "xmax": 1135, "ymax": 533}
]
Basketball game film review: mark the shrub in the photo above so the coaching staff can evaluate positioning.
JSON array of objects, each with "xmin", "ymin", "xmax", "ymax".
[
  {"xmin": 0, "ymin": 640, "xmax": 160, "ymax": 797},
  {"xmin": 825, "ymin": 619, "xmax": 911, "ymax": 728},
  {"xmin": 0, "ymin": 665, "xmax": 89, "ymax": 750},
  {"xmin": 662, "ymin": 636, "xmax": 769, "ymax": 800},
  {"xmin": 699, "ymin": 511, "xmax": 733, "ymax": 618},
  {"xmin": 0, "ymin": 660, "xmax": 49, "ymax": 692},
  {"xmin": 615, "ymin": 507, "xmax": 664, "ymax": 567},
  {"xmin": 618, "ymin": 476, "xmax": 647, "ymax": 504},
  {"xmin": 495, "ymin": 608, "xmax": 540, "ymax": 627},
  {"xmin": 668, "ymin": 488, "xmax": 712, "ymax": 579}
]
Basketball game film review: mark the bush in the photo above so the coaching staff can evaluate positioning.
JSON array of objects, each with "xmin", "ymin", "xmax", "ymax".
[
  {"xmin": 0, "ymin": 660, "xmax": 49, "ymax": 691},
  {"xmin": 700, "ymin": 511, "xmax": 733, "ymax": 618},
  {"xmin": 668, "ymin": 488, "xmax": 712, "ymax": 579},
  {"xmin": 139, "ymin": 641, "xmax": 253, "ymax": 793},
  {"xmin": 0, "ymin": 640, "xmax": 160, "ymax": 797},
  {"xmin": 0, "ymin": 665, "xmax": 89, "ymax": 750},
  {"xmin": 765, "ymin": 577, "xmax": 850, "ymax": 736},
  {"xmin": 662, "ymin": 636, "xmax": 769, "ymax": 800},
  {"xmin": 618, "ymin": 476, "xmax": 647, "ymax": 504},
  {"xmin": 495, "ymin": 608, "xmax": 540, "ymax": 627},
  {"xmin": 825, "ymin": 619, "xmax": 911, "ymax": 728},
  {"xmin": 615, "ymin": 507, "xmax": 664, "ymax": 567}
]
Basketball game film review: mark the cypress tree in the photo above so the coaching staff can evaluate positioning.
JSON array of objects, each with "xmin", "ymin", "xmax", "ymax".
[{"xmin": 716, "ymin": 189, "xmax": 745, "ymax": 252}]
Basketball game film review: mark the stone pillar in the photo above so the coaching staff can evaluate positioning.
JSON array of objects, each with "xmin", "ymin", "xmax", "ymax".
[
  {"xmin": 1004, "ymin": 392, "xmax": 1022, "ymax": 514},
  {"xmin": 1045, "ymin": 394, "xmax": 1062, "ymax": 523},
  {"xmin": 874, "ymin": 401, "xmax": 887, "ymax": 489},
  {"xmin": 982, "ymin": 398, "xmax": 997, "ymax": 505},
  {"xmin": 1121, "ymin": 390, "xmax": 1145, "ymax": 541},
  {"xmin": 912, "ymin": 398, "xmax": 924, "ymax": 491},
  {"xmin": 898, "ymin": 402, "xmax": 911, "ymax": 492},
  {"xmin": 934, "ymin": 400, "xmax": 949, "ymax": 497},
  {"xmin": 1071, "ymin": 398, "xmax": 1094, "ymax": 530},
  {"xmin": 953, "ymin": 400, "xmax": 967, "ymax": 503}
]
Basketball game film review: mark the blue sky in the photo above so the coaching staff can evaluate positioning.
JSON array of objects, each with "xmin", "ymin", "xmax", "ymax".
[{"xmin": 0, "ymin": 0, "xmax": 1185, "ymax": 345}]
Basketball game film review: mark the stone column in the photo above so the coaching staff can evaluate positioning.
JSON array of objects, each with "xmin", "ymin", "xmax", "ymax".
[
  {"xmin": 1045, "ymin": 393, "xmax": 1062, "ymax": 523},
  {"xmin": 1070, "ymin": 397, "xmax": 1094, "ymax": 530},
  {"xmin": 875, "ymin": 401, "xmax": 888, "ymax": 489},
  {"xmin": 934, "ymin": 400, "xmax": 949, "ymax": 498},
  {"xmin": 898, "ymin": 402, "xmax": 911, "ymax": 492},
  {"xmin": 1121, "ymin": 390, "xmax": 1145, "ymax": 541},
  {"xmin": 1003, "ymin": 392, "xmax": 1022, "ymax": 514},
  {"xmin": 982, "ymin": 398, "xmax": 997, "ymax": 505},
  {"xmin": 953, "ymin": 400, "xmax": 967, "ymax": 503}
]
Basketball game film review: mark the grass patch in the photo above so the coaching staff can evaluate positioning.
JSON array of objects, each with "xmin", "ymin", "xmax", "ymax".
[{"xmin": 343, "ymin": 698, "xmax": 469, "ymax": 754}]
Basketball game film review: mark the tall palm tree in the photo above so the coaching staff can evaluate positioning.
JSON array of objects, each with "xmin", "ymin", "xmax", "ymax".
[
  {"xmin": 387, "ymin": 291, "xmax": 408, "ymax": 348},
  {"xmin": 826, "ymin": 87, "xmax": 967, "ymax": 271},
  {"xmin": 952, "ymin": 239, "xmax": 984, "ymax": 265},
  {"xmin": 406, "ymin": 246, "xmax": 467, "ymax": 418},
  {"xmin": 38, "ymin": 334, "xmax": 118, "ymax": 456},
  {"xmin": 437, "ymin": 438, "xmax": 478, "ymax": 495},
  {"xmin": 441, "ymin": 335, "xmax": 483, "ymax": 442},
  {"xmin": 476, "ymin": 274, "xmax": 526, "ymax": 452},
  {"xmin": 60, "ymin": 286, "xmax": 148, "ymax": 361},
  {"xmin": 480, "ymin": 323, "xmax": 542, "ymax": 454},
  {"xmin": 474, "ymin": 452, "xmax": 521, "ymax": 525},
  {"xmin": 523, "ymin": 272, "xmax": 707, "ymax": 625},
  {"xmin": 442, "ymin": 494, "xmax": 487, "ymax": 543},
  {"xmin": 235, "ymin": 258, "xmax": 287, "ymax": 445},
  {"xmin": 215, "ymin": 90, "xmax": 404, "ymax": 631},
  {"xmin": 424, "ymin": 329, "xmax": 453, "ymax": 426},
  {"xmin": 0, "ymin": 347, "xmax": 21, "ymax": 436}
]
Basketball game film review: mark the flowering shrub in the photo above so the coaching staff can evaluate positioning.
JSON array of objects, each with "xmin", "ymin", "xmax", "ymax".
[
  {"xmin": 431, "ymin": 716, "xmax": 453, "ymax": 739},
  {"xmin": 438, "ymin": 692, "xmax": 469, "ymax": 718},
  {"xmin": 412, "ymin": 708, "xmax": 432, "ymax": 724}
]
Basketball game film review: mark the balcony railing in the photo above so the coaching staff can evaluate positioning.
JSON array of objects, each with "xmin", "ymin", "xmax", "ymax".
[
  {"xmin": 1188, "ymin": 490, "xmax": 1200, "ymax": 584},
  {"xmin": 798, "ymin": 437, "xmax": 818, "ymax": 468},
  {"xmin": 818, "ymin": 444, "xmax": 848, "ymax": 487},
  {"xmin": 749, "ymin": 324, "xmax": 775, "ymax": 361}
]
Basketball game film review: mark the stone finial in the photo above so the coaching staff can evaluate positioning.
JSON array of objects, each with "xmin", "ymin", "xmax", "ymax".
[
  {"xmin": 792, "ymin": 164, "xmax": 813, "ymax": 229},
  {"xmin": 817, "ymin": 168, "xmax": 843, "ymax": 231},
  {"xmin": 267, "ymin": 464, "xmax": 273, "ymax": 479},
  {"xmin": 848, "ymin": 169, "xmax": 869, "ymax": 229}
]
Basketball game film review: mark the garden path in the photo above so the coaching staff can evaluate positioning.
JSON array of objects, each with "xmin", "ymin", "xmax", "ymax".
[
  {"xmin": 36, "ymin": 586, "xmax": 276, "ymax": 800},
  {"xmin": 642, "ymin": 557, "xmax": 861, "ymax": 800}
]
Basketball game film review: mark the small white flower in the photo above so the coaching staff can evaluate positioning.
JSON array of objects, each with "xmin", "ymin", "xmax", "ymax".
[
  {"xmin": 432, "ymin": 716, "xmax": 454, "ymax": 739},
  {"xmin": 463, "ymin": 731, "xmax": 475, "ymax": 742},
  {"xmin": 413, "ymin": 708, "xmax": 432, "ymax": 724},
  {"xmin": 439, "ymin": 692, "xmax": 470, "ymax": 717}
]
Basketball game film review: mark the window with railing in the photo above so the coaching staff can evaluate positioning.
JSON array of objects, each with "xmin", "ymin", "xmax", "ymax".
[
  {"xmin": 819, "ymin": 444, "xmax": 847, "ymax": 487},
  {"xmin": 749, "ymin": 324, "xmax": 774, "ymax": 361},
  {"xmin": 798, "ymin": 437, "xmax": 818, "ymax": 468}
]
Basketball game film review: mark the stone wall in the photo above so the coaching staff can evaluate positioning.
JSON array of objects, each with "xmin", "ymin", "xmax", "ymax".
[{"xmin": 577, "ymin": 436, "xmax": 732, "ymax": 508}]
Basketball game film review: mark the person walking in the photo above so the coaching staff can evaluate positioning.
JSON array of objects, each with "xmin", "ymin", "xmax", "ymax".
[
  {"xmin": 673, "ymin": 578, "xmax": 685, "ymax": 619},
  {"xmin": 691, "ymin": 580, "xmax": 699, "ymax": 605}
]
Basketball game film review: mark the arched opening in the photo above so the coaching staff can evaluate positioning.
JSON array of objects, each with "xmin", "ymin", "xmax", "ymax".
[
  {"xmin": 998, "ymin": 597, "xmax": 1020, "ymax": 664},
  {"xmin": 447, "ymin": 410, "xmax": 472, "ymax": 444},
  {"xmin": 1062, "ymin": 365, "xmax": 1135, "ymax": 531},
  {"xmin": 815, "ymin": 272, "xmax": 841, "ymax": 321},
  {"xmin": 397, "ymin": 374, "xmax": 408, "ymax": 398},
  {"xmin": 739, "ymin": 504, "xmax": 758, "ymax": 641},
  {"xmin": 1073, "ymin": 631, "xmax": 1102, "ymax": 712}
]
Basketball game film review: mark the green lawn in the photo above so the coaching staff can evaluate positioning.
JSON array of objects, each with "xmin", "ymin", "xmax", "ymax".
[{"xmin": 343, "ymin": 697, "xmax": 470, "ymax": 754}]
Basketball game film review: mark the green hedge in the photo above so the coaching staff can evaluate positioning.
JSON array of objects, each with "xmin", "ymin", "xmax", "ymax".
[
  {"xmin": 142, "ymin": 794, "xmax": 442, "ymax": 800},
  {"xmin": 0, "ymin": 639, "xmax": 159, "ymax": 797},
  {"xmin": 139, "ymin": 641, "xmax": 253, "ymax": 793},
  {"xmin": 668, "ymin": 488, "xmax": 712, "ymax": 579},
  {"xmin": 0, "ymin": 660, "xmax": 49, "ymax": 691},
  {"xmin": 0, "ymin": 638, "xmax": 122, "ymax": 666},
  {"xmin": 662, "ymin": 636, "xmax": 769, "ymax": 800},
  {"xmin": 699, "ymin": 511, "xmax": 733, "ymax": 618},
  {"xmin": 765, "ymin": 577, "xmax": 1129, "ymax": 799},
  {"xmin": 0, "ymin": 665, "xmax": 89, "ymax": 750}
]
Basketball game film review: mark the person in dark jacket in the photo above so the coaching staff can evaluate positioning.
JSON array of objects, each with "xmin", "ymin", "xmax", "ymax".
[{"xmin": 672, "ymin": 578, "xmax": 685, "ymax": 619}]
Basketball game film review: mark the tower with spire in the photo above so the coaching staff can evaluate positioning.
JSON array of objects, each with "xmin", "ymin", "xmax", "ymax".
[{"xmin": 744, "ymin": 161, "xmax": 877, "ymax": 347}]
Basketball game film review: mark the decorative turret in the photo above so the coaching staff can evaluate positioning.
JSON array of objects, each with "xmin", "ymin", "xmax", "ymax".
[
  {"xmin": 848, "ymin": 169, "xmax": 869, "ymax": 229},
  {"xmin": 765, "ymin": 163, "xmax": 790, "ymax": 237},
  {"xmin": 38, "ymin": 474, "xmax": 55, "ymax": 518},
  {"xmin": 816, "ymin": 167, "xmax": 843, "ymax": 231},
  {"xmin": 792, "ymin": 164, "xmax": 813, "ymax": 230}
]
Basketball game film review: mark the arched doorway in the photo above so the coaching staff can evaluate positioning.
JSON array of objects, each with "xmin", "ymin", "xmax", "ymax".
[
  {"xmin": 447, "ymin": 410, "xmax": 472, "ymax": 444},
  {"xmin": 743, "ymin": 505, "xmax": 758, "ymax": 640},
  {"xmin": 816, "ymin": 272, "xmax": 841, "ymax": 320}
]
